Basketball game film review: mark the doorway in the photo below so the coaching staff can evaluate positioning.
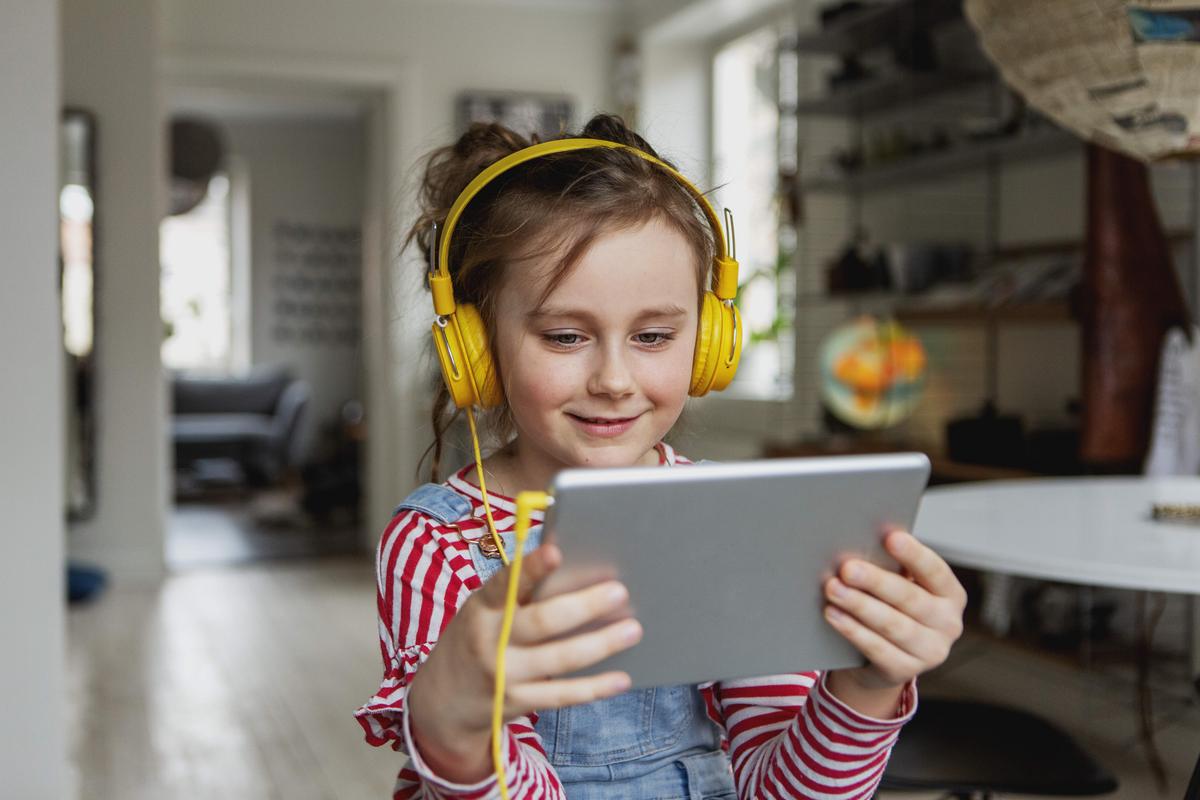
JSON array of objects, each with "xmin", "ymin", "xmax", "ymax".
[{"xmin": 163, "ymin": 81, "xmax": 376, "ymax": 569}]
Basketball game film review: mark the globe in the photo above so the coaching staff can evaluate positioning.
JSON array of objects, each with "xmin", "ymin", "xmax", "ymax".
[{"xmin": 819, "ymin": 317, "xmax": 927, "ymax": 429}]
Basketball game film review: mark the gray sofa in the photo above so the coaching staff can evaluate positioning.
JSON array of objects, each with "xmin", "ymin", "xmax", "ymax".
[{"xmin": 172, "ymin": 367, "xmax": 310, "ymax": 485}]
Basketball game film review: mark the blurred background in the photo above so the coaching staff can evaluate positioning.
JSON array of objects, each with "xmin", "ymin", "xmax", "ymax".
[{"xmin": 3, "ymin": 0, "xmax": 1200, "ymax": 797}]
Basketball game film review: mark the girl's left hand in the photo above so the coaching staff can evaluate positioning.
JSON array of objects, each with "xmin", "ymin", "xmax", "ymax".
[{"xmin": 824, "ymin": 529, "xmax": 966, "ymax": 692}]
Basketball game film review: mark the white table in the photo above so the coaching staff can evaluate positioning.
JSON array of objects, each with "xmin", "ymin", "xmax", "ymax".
[
  {"xmin": 914, "ymin": 476, "xmax": 1200, "ymax": 788},
  {"xmin": 914, "ymin": 477, "xmax": 1200, "ymax": 596}
]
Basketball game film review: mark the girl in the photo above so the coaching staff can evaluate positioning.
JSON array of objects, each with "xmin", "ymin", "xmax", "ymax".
[{"xmin": 356, "ymin": 114, "xmax": 966, "ymax": 800}]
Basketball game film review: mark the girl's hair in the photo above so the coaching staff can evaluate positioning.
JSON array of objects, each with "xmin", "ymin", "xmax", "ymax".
[{"xmin": 405, "ymin": 113, "xmax": 716, "ymax": 482}]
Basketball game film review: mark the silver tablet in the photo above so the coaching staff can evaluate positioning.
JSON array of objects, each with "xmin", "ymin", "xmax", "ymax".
[{"xmin": 536, "ymin": 452, "xmax": 931, "ymax": 689}]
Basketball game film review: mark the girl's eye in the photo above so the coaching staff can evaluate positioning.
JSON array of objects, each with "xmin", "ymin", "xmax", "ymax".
[
  {"xmin": 634, "ymin": 332, "xmax": 675, "ymax": 347},
  {"xmin": 544, "ymin": 332, "xmax": 584, "ymax": 347}
]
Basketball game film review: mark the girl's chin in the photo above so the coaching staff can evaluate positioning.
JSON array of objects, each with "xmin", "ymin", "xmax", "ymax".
[{"xmin": 565, "ymin": 440, "xmax": 660, "ymax": 469}]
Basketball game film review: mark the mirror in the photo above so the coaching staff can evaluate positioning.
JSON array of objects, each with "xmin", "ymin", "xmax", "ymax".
[{"xmin": 60, "ymin": 108, "xmax": 97, "ymax": 521}]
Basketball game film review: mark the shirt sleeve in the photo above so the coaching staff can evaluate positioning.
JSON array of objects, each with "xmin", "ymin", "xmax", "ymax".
[
  {"xmin": 704, "ymin": 671, "xmax": 916, "ymax": 800},
  {"xmin": 354, "ymin": 509, "xmax": 566, "ymax": 799}
]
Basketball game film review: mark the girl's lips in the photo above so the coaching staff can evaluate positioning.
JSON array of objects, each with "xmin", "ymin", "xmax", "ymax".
[{"xmin": 566, "ymin": 412, "xmax": 643, "ymax": 438}]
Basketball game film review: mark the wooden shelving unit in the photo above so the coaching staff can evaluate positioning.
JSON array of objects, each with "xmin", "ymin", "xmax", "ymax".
[
  {"xmin": 794, "ymin": 69, "xmax": 994, "ymax": 118},
  {"xmin": 761, "ymin": 439, "xmax": 1044, "ymax": 484},
  {"xmin": 803, "ymin": 128, "xmax": 1079, "ymax": 193},
  {"xmin": 894, "ymin": 301, "xmax": 1073, "ymax": 325},
  {"xmin": 792, "ymin": 0, "xmax": 964, "ymax": 57}
]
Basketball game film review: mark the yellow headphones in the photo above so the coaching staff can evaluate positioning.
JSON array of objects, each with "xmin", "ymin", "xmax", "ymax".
[{"xmin": 427, "ymin": 137, "xmax": 743, "ymax": 409}]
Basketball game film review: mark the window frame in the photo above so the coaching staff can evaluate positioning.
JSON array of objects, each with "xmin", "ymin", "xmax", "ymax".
[{"xmin": 700, "ymin": 10, "xmax": 800, "ymax": 426}]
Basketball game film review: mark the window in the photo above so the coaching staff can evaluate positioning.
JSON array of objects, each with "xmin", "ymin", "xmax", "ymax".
[
  {"xmin": 712, "ymin": 22, "xmax": 798, "ymax": 399},
  {"xmin": 160, "ymin": 174, "xmax": 233, "ymax": 372}
]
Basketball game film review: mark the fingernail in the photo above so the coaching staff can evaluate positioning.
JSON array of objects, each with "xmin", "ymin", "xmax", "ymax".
[
  {"xmin": 620, "ymin": 621, "xmax": 642, "ymax": 643},
  {"xmin": 828, "ymin": 579, "xmax": 847, "ymax": 598},
  {"xmin": 607, "ymin": 583, "xmax": 628, "ymax": 604},
  {"xmin": 844, "ymin": 563, "xmax": 864, "ymax": 583},
  {"xmin": 825, "ymin": 606, "xmax": 846, "ymax": 623},
  {"xmin": 610, "ymin": 674, "xmax": 632, "ymax": 692}
]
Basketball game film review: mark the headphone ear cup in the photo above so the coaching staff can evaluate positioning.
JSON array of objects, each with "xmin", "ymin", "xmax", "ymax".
[
  {"xmin": 689, "ymin": 292, "xmax": 723, "ymax": 396},
  {"xmin": 454, "ymin": 304, "xmax": 502, "ymax": 408},
  {"xmin": 690, "ymin": 292, "xmax": 742, "ymax": 396}
]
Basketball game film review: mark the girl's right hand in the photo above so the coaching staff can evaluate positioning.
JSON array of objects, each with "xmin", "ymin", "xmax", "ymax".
[{"xmin": 406, "ymin": 542, "xmax": 642, "ymax": 779}]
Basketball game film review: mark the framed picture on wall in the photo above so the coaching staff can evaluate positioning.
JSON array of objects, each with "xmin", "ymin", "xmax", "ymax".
[{"xmin": 456, "ymin": 91, "xmax": 575, "ymax": 139}]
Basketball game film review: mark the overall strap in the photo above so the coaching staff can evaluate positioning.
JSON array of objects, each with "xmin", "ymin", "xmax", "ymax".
[
  {"xmin": 391, "ymin": 483, "xmax": 542, "ymax": 583},
  {"xmin": 392, "ymin": 483, "xmax": 474, "ymax": 525}
]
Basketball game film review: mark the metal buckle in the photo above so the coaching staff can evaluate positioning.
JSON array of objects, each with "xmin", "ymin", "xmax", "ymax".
[{"xmin": 449, "ymin": 520, "xmax": 505, "ymax": 560}]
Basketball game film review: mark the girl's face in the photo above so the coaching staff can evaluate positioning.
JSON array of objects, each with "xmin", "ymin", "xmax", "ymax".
[{"xmin": 491, "ymin": 217, "xmax": 700, "ymax": 481}]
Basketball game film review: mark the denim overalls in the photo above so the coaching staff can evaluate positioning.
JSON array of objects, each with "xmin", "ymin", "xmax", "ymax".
[{"xmin": 395, "ymin": 484, "xmax": 738, "ymax": 800}]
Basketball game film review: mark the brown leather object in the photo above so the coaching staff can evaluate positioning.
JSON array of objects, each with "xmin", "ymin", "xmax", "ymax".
[{"xmin": 1080, "ymin": 144, "xmax": 1191, "ymax": 470}]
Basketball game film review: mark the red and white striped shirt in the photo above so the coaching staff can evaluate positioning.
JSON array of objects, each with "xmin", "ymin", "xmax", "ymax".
[{"xmin": 356, "ymin": 443, "xmax": 916, "ymax": 799}]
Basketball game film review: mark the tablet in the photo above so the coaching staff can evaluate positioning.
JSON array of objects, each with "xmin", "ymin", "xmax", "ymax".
[{"xmin": 535, "ymin": 452, "xmax": 931, "ymax": 689}]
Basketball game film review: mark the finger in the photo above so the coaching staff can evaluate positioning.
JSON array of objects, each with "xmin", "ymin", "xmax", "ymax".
[
  {"xmin": 883, "ymin": 530, "xmax": 966, "ymax": 604},
  {"xmin": 509, "ymin": 618, "xmax": 642, "ymax": 683},
  {"xmin": 510, "ymin": 581, "xmax": 629, "ymax": 645},
  {"xmin": 478, "ymin": 543, "xmax": 562, "ymax": 609},
  {"xmin": 838, "ymin": 560, "xmax": 953, "ymax": 629},
  {"xmin": 825, "ymin": 578, "xmax": 950, "ymax": 664},
  {"xmin": 516, "ymin": 543, "xmax": 563, "ymax": 604},
  {"xmin": 824, "ymin": 604, "xmax": 924, "ymax": 685},
  {"xmin": 506, "ymin": 671, "xmax": 632, "ymax": 716}
]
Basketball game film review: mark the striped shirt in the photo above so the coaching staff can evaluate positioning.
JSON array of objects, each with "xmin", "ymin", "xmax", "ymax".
[{"xmin": 356, "ymin": 443, "xmax": 916, "ymax": 799}]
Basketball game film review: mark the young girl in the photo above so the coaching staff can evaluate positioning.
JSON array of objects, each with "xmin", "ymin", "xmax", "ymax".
[{"xmin": 356, "ymin": 114, "xmax": 967, "ymax": 800}]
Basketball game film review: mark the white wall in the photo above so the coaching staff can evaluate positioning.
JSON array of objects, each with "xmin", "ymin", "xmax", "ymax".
[
  {"xmin": 222, "ymin": 116, "xmax": 368, "ymax": 461},
  {"xmin": 0, "ymin": 1, "xmax": 67, "ymax": 794},
  {"xmin": 163, "ymin": 0, "xmax": 621, "ymax": 534},
  {"xmin": 63, "ymin": 0, "xmax": 168, "ymax": 580}
]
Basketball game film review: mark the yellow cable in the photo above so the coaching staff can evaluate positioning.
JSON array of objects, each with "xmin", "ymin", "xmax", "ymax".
[
  {"xmin": 466, "ymin": 407, "xmax": 508, "ymax": 567},
  {"xmin": 462, "ymin": 407, "xmax": 549, "ymax": 796},
  {"xmin": 492, "ymin": 490, "xmax": 548, "ymax": 800}
]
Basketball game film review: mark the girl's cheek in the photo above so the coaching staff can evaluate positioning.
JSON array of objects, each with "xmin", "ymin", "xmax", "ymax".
[
  {"xmin": 645, "ymin": 347, "xmax": 694, "ymax": 399},
  {"xmin": 510, "ymin": 354, "xmax": 579, "ymax": 408}
]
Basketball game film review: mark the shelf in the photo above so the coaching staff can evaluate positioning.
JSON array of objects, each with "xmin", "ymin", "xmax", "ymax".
[
  {"xmin": 894, "ymin": 301, "xmax": 1073, "ymax": 325},
  {"xmin": 794, "ymin": 294, "xmax": 1075, "ymax": 324},
  {"xmin": 792, "ymin": 0, "xmax": 965, "ymax": 57},
  {"xmin": 804, "ymin": 128, "xmax": 1080, "ymax": 193},
  {"xmin": 795, "ymin": 69, "xmax": 993, "ymax": 117},
  {"xmin": 761, "ymin": 440, "xmax": 1047, "ymax": 484}
]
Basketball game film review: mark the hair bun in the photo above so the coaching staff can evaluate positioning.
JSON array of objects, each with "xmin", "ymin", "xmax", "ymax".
[{"xmin": 579, "ymin": 113, "xmax": 662, "ymax": 160}]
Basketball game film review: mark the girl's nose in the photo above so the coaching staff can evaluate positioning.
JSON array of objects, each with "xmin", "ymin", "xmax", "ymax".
[{"xmin": 587, "ymin": 344, "xmax": 635, "ymax": 398}]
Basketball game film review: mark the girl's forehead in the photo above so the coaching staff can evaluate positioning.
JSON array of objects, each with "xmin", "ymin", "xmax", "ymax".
[{"xmin": 509, "ymin": 219, "xmax": 702, "ymax": 311}]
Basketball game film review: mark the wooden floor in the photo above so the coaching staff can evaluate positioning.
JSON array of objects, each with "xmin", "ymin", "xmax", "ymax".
[
  {"xmin": 67, "ymin": 556, "xmax": 399, "ymax": 800},
  {"xmin": 68, "ymin": 556, "xmax": 1200, "ymax": 799}
]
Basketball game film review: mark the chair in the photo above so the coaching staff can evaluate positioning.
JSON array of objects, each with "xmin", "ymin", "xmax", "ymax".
[
  {"xmin": 172, "ymin": 366, "xmax": 310, "ymax": 486},
  {"xmin": 880, "ymin": 697, "xmax": 1118, "ymax": 799}
]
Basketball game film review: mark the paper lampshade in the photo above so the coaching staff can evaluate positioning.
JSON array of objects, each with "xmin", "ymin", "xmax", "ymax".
[{"xmin": 966, "ymin": 0, "xmax": 1200, "ymax": 161}]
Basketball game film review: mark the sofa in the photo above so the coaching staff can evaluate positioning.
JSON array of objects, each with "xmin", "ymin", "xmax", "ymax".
[{"xmin": 171, "ymin": 367, "xmax": 310, "ymax": 486}]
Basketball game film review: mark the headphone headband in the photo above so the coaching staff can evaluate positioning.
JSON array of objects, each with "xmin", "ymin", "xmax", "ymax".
[{"xmin": 429, "ymin": 138, "xmax": 737, "ymax": 317}]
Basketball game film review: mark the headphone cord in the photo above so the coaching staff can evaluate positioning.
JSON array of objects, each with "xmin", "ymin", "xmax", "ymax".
[
  {"xmin": 466, "ymin": 407, "xmax": 509, "ymax": 567},
  {"xmin": 491, "ymin": 490, "xmax": 547, "ymax": 800},
  {"xmin": 464, "ymin": 406, "xmax": 549, "ymax": 798}
]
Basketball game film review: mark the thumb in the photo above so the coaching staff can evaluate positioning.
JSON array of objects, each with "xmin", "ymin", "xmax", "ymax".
[{"xmin": 479, "ymin": 542, "xmax": 562, "ymax": 609}]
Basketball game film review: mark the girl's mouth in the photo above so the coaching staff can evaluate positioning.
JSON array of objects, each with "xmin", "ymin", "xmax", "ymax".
[{"xmin": 566, "ymin": 413, "xmax": 643, "ymax": 438}]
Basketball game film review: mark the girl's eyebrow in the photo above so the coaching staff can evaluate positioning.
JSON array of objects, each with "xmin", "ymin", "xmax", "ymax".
[{"xmin": 528, "ymin": 304, "xmax": 689, "ymax": 321}]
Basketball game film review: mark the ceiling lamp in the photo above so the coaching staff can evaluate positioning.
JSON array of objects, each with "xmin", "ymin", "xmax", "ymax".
[{"xmin": 966, "ymin": 0, "xmax": 1200, "ymax": 161}]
